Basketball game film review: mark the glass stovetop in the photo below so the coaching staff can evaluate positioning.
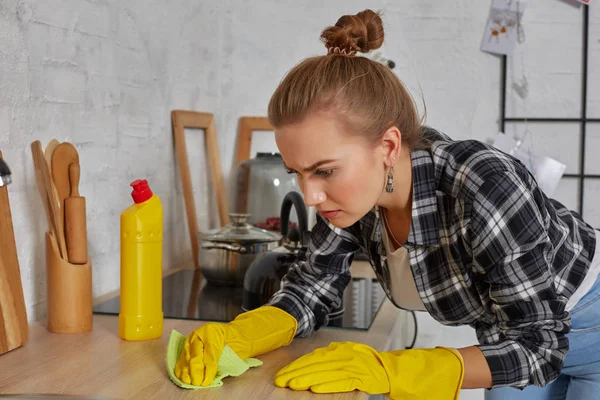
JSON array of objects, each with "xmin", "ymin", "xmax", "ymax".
[{"xmin": 93, "ymin": 268, "xmax": 386, "ymax": 330}]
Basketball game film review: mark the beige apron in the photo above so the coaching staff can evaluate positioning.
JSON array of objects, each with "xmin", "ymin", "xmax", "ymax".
[{"xmin": 380, "ymin": 221, "xmax": 427, "ymax": 311}]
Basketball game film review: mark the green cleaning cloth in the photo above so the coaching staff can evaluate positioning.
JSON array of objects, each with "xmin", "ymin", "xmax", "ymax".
[{"xmin": 166, "ymin": 329, "xmax": 263, "ymax": 389}]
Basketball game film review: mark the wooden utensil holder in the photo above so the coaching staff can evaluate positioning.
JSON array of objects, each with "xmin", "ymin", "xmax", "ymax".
[{"xmin": 46, "ymin": 231, "xmax": 92, "ymax": 333}]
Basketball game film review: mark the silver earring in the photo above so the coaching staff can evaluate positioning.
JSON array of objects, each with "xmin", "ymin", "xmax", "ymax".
[{"xmin": 386, "ymin": 167, "xmax": 394, "ymax": 193}]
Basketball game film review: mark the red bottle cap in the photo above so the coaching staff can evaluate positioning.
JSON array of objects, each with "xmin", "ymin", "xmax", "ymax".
[{"xmin": 130, "ymin": 179, "xmax": 153, "ymax": 204}]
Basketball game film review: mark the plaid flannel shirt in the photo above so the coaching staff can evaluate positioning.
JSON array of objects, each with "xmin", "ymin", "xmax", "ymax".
[{"xmin": 268, "ymin": 127, "xmax": 597, "ymax": 389}]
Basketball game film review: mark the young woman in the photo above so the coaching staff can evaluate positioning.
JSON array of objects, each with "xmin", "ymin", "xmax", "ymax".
[{"xmin": 175, "ymin": 9, "xmax": 600, "ymax": 400}]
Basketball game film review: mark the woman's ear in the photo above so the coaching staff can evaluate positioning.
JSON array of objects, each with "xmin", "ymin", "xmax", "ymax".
[{"xmin": 379, "ymin": 126, "xmax": 402, "ymax": 167}]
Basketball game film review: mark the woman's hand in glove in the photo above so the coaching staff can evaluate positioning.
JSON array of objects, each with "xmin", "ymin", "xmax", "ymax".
[
  {"xmin": 175, "ymin": 305, "xmax": 297, "ymax": 386},
  {"xmin": 274, "ymin": 341, "xmax": 464, "ymax": 400}
]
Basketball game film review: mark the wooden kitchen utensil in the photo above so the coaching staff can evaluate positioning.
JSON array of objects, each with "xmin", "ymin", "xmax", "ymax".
[
  {"xmin": 171, "ymin": 110, "xmax": 229, "ymax": 270},
  {"xmin": 46, "ymin": 230, "xmax": 92, "ymax": 333},
  {"xmin": 45, "ymin": 139, "xmax": 60, "ymax": 166},
  {"xmin": 64, "ymin": 163, "xmax": 87, "ymax": 264},
  {"xmin": 0, "ymin": 150, "xmax": 29, "ymax": 356},
  {"xmin": 32, "ymin": 141, "xmax": 67, "ymax": 259},
  {"xmin": 31, "ymin": 144, "xmax": 54, "ymax": 234},
  {"xmin": 44, "ymin": 139, "xmax": 61, "ymax": 207},
  {"xmin": 51, "ymin": 142, "xmax": 79, "ymax": 254}
]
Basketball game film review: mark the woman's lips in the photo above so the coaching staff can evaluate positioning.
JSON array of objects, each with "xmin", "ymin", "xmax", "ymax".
[{"xmin": 319, "ymin": 210, "xmax": 341, "ymax": 219}]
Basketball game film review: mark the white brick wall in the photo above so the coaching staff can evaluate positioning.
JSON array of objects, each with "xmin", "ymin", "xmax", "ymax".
[{"xmin": 0, "ymin": 0, "xmax": 597, "ymax": 331}]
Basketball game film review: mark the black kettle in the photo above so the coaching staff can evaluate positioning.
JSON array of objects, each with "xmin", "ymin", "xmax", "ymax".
[{"xmin": 242, "ymin": 191, "xmax": 309, "ymax": 311}]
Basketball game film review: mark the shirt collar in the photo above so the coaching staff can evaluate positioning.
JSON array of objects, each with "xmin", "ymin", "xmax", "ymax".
[{"xmin": 404, "ymin": 149, "xmax": 441, "ymax": 246}]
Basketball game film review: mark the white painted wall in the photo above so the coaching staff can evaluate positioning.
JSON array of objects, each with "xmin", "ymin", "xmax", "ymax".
[{"xmin": 1, "ymin": 0, "xmax": 598, "ymax": 333}]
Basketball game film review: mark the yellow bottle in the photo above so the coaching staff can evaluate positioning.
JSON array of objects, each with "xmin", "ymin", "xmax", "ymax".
[{"xmin": 119, "ymin": 179, "xmax": 163, "ymax": 341}]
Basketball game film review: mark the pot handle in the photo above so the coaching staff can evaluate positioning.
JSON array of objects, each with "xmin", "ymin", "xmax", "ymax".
[
  {"xmin": 200, "ymin": 242, "xmax": 248, "ymax": 253},
  {"xmin": 280, "ymin": 191, "xmax": 308, "ymax": 244}
]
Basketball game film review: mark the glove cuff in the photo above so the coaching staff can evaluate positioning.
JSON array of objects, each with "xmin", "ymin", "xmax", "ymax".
[
  {"xmin": 435, "ymin": 347, "xmax": 465, "ymax": 399},
  {"xmin": 380, "ymin": 346, "xmax": 464, "ymax": 400}
]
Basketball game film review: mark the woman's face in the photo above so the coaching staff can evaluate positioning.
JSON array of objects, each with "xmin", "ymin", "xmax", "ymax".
[{"xmin": 275, "ymin": 112, "xmax": 390, "ymax": 228}]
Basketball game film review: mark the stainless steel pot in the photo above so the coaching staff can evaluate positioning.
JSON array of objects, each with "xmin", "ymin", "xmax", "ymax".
[{"xmin": 197, "ymin": 213, "xmax": 281, "ymax": 286}]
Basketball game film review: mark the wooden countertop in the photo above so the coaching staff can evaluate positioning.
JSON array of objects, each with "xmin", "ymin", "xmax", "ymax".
[{"xmin": 0, "ymin": 262, "xmax": 405, "ymax": 399}]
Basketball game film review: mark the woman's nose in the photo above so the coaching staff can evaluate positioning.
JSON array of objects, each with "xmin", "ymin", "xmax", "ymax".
[{"xmin": 301, "ymin": 181, "xmax": 326, "ymax": 207}]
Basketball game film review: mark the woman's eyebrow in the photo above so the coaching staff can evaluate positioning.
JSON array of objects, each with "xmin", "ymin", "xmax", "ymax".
[{"xmin": 283, "ymin": 159, "xmax": 336, "ymax": 173}]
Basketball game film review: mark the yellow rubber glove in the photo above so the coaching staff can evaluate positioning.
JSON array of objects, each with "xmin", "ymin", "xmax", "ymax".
[
  {"xmin": 274, "ymin": 341, "xmax": 464, "ymax": 400},
  {"xmin": 175, "ymin": 305, "xmax": 297, "ymax": 386}
]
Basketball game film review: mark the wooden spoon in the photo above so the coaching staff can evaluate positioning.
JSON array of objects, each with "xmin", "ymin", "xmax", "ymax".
[
  {"xmin": 51, "ymin": 142, "xmax": 79, "ymax": 244},
  {"xmin": 44, "ymin": 139, "xmax": 61, "ymax": 208},
  {"xmin": 44, "ymin": 139, "xmax": 60, "ymax": 171}
]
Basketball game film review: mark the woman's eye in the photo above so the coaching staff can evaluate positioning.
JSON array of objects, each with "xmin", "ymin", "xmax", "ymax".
[
  {"xmin": 285, "ymin": 168, "xmax": 297, "ymax": 174},
  {"xmin": 316, "ymin": 169, "xmax": 333, "ymax": 177}
]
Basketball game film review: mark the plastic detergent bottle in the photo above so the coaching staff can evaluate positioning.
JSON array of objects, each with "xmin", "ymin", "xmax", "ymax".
[{"xmin": 119, "ymin": 179, "xmax": 163, "ymax": 341}]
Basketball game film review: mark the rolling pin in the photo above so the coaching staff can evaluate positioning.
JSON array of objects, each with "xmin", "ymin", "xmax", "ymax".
[{"xmin": 64, "ymin": 163, "xmax": 87, "ymax": 264}]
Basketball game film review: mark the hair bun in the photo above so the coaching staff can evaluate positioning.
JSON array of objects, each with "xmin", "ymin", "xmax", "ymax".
[{"xmin": 321, "ymin": 9, "xmax": 384, "ymax": 55}]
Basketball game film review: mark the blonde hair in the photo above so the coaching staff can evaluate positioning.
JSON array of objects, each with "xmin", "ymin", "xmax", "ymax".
[{"xmin": 268, "ymin": 9, "xmax": 428, "ymax": 149}]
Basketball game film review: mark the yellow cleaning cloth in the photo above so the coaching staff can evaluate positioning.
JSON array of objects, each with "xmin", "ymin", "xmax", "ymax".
[{"xmin": 166, "ymin": 329, "xmax": 263, "ymax": 389}]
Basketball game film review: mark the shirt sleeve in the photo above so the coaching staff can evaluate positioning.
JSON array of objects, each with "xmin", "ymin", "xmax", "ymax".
[
  {"xmin": 267, "ymin": 214, "xmax": 361, "ymax": 337},
  {"xmin": 469, "ymin": 171, "xmax": 571, "ymax": 389}
]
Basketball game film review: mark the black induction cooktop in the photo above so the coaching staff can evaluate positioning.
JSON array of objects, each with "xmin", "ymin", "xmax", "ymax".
[{"xmin": 93, "ymin": 268, "xmax": 386, "ymax": 330}]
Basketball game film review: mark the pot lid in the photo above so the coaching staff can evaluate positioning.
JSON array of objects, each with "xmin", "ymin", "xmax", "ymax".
[{"xmin": 198, "ymin": 213, "xmax": 281, "ymax": 243}]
